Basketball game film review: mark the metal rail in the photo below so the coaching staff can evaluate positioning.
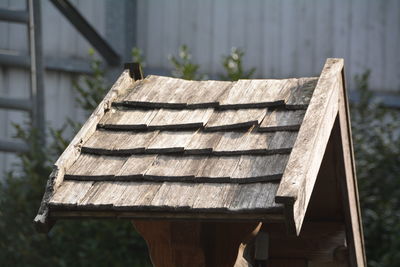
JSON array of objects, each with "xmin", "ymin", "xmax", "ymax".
[
  {"xmin": 28, "ymin": 0, "xmax": 45, "ymax": 142},
  {"xmin": 49, "ymin": 0, "xmax": 120, "ymax": 66},
  {"xmin": 0, "ymin": 8, "xmax": 28, "ymax": 23}
]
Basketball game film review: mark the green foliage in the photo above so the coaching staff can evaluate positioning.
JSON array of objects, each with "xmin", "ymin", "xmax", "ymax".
[
  {"xmin": 220, "ymin": 47, "xmax": 255, "ymax": 81},
  {"xmin": 73, "ymin": 49, "xmax": 107, "ymax": 114},
  {"xmin": 350, "ymin": 71, "xmax": 400, "ymax": 267},
  {"xmin": 168, "ymin": 45, "xmax": 205, "ymax": 80},
  {"xmin": 1, "ymin": 43, "xmax": 398, "ymax": 267},
  {"xmin": 131, "ymin": 47, "xmax": 146, "ymax": 67},
  {"xmin": 0, "ymin": 51, "xmax": 151, "ymax": 266}
]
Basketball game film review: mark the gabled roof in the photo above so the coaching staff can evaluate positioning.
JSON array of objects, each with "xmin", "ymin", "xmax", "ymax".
[{"xmin": 35, "ymin": 58, "xmax": 365, "ymax": 266}]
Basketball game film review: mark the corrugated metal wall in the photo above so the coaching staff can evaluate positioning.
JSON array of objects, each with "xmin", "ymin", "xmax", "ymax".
[
  {"xmin": 137, "ymin": 0, "xmax": 400, "ymax": 92},
  {"xmin": 0, "ymin": 0, "xmax": 106, "ymax": 174},
  {"xmin": 1, "ymin": 0, "xmax": 399, "ymax": 175}
]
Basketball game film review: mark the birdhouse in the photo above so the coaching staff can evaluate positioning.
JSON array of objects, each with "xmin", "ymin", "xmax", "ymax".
[{"xmin": 35, "ymin": 58, "xmax": 366, "ymax": 266}]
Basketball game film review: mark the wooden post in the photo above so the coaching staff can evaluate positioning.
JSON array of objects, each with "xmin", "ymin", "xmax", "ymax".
[{"xmin": 133, "ymin": 220, "xmax": 261, "ymax": 267}]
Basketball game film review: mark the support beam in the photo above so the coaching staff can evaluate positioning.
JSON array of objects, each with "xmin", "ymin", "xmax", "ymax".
[
  {"xmin": 0, "ymin": 139, "xmax": 29, "ymax": 153},
  {"xmin": 0, "ymin": 8, "xmax": 29, "ymax": 23},
  {"xmin": 132, "ymin": 220, "xmax": 261, "ymax": 267},
  {"xmin": 0, "ymin": 53, "xmax": 93, "ymax": 74},
  {"xmin": 28, "ymin": 0, "xmax": 45, "ymax": 143},
  {"xmin": 49, "ymin": 0, "xmax": 120, "ymax": 66},
  {"xmin": 0, "ymin": 97, "xmax": 32, "ymax": 111}
]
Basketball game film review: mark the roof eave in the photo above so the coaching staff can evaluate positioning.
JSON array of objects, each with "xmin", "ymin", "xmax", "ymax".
[{"xmin": 33, "ymin": 68, "xmax": 136, "ymax": 233}]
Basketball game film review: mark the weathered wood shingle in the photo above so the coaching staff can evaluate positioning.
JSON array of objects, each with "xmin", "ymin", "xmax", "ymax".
[{"xmin": 44, "ymin": 74, "xmax": 319, "ymax": 218}]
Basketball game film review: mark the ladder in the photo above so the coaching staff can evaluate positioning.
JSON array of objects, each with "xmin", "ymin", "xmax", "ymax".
[{"xmin": 0, "ymin": 0, "xmax": 45, "ymax": 153}]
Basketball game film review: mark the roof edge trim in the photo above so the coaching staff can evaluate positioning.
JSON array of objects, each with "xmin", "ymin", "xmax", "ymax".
[
  {"xmin": 33, "ymin": 69, "xmax": 136, "ymax": 233},
  {"xmin": 275, "ymin": 58, "xmax": 343, "ymax": 235}
]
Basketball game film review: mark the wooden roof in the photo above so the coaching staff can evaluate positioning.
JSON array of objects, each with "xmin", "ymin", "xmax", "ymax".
[
  {"xmin": 40, "ymin": 74, "xmax": 318, "ymax": 219},
  {"xmin": 34, "ymin": 58, "xmax": 365, "ymax": 266}
]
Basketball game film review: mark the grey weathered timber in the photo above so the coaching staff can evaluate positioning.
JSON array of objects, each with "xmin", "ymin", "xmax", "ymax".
[
  {"xmin": 213, "ymin": 129, "xmax": 295, "ymax": 155},
  {"xmin": 285, "ymin": 77, "xmax": 319, "ymax": 109},
  {"xmin": 231, "ymin": 154, "xmax": 289, "ymax": 181},
  {"xmin": 82, "ymin": 130, "xmax": 158, "ymax": 155},
  {"xmin": 275, "ymin": 58, "xmax": 343, "ymax": 235},
  {"xmin": 49, "ymin": 181, "xmax": 94, "ymax": 207},
  {"xmin": 144, "ymin": 155, "xmax": 208, "ymax": 180},
  {"xmin": 336, "ymin": 69, "xmax": 367, "ymax": 266},
  {"xmin": 228, "ymin": 183, "xmax": 281, "ymax": 211},
  {"xmin": 61, "ymin": 154, "xmax": 290, "ymax": 183},
  {"xmin": 34, "ymin": 70, "xmax": 134, "ymax": 231},
  {"xmin": 116, "ymin": 155, "xmax": 157, "ymax": 179},
  {"xmin": 195, "ymin": 156, "xmax": 241, "ymax": 181},
  {"xmin": 185, "ymin": 80, "xmax": 233, "ymax": 108},
  {"xmin": 205, "ymin": 108, "xmax": 267, "ymax": 130},
  {"xmin": 48, "ymin": 180, "xmax": 283, "ymax": 214},
  {"xmin": 146, "ymin": 131, "xmax": 195, "ymax": 153},
  {"xmin": 65, "ymin": 154, "xmax": 126, "ymax": 179},
  {"xmin": 147, "ymin": 108, "xmax": 214, "ymax": 129},
  {"xmin": 184, "ymin": 131, "xmax": 224, "ymax": 154},
  {"xmin": 259, "ymin": 109, "xmax": 306, "ymax": 132},
  {"xmin": 78, "ymin": 182, "xmax": 129, "ymax": 208},
  {"xmin": 98, "ymin": 109, "xmax": 158, "ymax": 130},
  {"xmin": 122, "ymin": 76, "xmax": 187, "ymax": 108},
  {"xmin": 218, "ymin": 79, "xmax": 294, "ymax": 108}
]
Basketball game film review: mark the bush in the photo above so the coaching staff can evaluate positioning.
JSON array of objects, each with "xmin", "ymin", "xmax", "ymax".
[
  {"xmin": 350, "ymin": 71, "xmax": 400, "ymax": 266},
  {"xmin": 1, "ymin": 46, "xmax": 398, "ymax": 266},
  {"xmin": 0, "ymin": 53, "xmax": 151, "ymax": 266}
]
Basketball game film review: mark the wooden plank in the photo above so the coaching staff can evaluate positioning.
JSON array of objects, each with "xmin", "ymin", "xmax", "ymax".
[
  {"xmin": 229, "ymin": 183, "xmax": 281, "ymax": 211},
  {"xmin": 50, "ymin": 209, "xmax": 284, "ymax": 221},
  {"xmin": 192, "ymin": 183, "xmax": 240, "ymax": 210},
  {"xmin": 259, "ymin": 109, "xmax": 305, "ymax": 132},
  {"xmin": 49, "ymin": 181, "xmax": 93, "ymax": 207},
  {"xmin": 269, "ymin": 131, "xmax": 298, "ymax": 151},
  {"xmin": 78, "ymin": 182, "xmax": 129, "ymax": 208},
  {"xmin": 147, "ymin": 108, "xmax": 213, "ymax": 130},
  {"xmin": 185, "ymin": 131, "xmax": 224, "ymax": 154},
  {"xmin": 120, "ymin": 76, "xmax": 170, "ymax": 103},
  {"xmin": 116, "ymin": 155, "xmax": 157, "ymax": 179},
  {"xmin": 122, "ymin": 76, "xmax": 190, "ymax": 108},
  {"xmin": 144, "ymin": 155, "xmax": 208, "ymax": 180},
  {"xmin": 218, "ymin": 79, "xmax": 293, "ymax": 108},
  {"xmin": 114, "ymin": 182, "xmax": 162, "ymax": 208},
  {"xmin": 285, "ymin": 77, "xmax": 319, "ymax": 109},
  {"xmin": 98, "ymin": 108, "xmax": 158, "ymax": 130},
  {"xmin": 65, "ymin": 154, "xmax": 127, "ymax": 179},
  {"xmin": 335, "ymin": 69, "xmax": 366, "ymax": 266},
  {"xmin": 213, "ymin": 129, "xmax": 294, "ymax": 155},
  {"xmin": 146, "ymin": 131, "xmax": 196, "ymax": 153},
  {"xmin": 275, "ymin": 58, "xmax": 343, "ymax": 235},
  {"xmin": 82, "ymin": 130, "xmax": 158, "ymax": 155},
  {"xmin": 195, "ymin": 156, "xmax": 241, "ymax": 181},
  {"xmin": 114, "ymin": 75, "xmax": 156, "ymax": 103},
  {"xmin": 231, "ymin": 154, "xmax": 289, "ymax": 182},
  {"xmin": 204, "ymin": 108, "xmax": 267, "ymax": 131},
  {"xmin": 151, "ymin": 182, "xmax": 201, "ymax": 209},
  {"xmin": 186, "ymin": 80, "xmax": 233, "ymax": 108}
]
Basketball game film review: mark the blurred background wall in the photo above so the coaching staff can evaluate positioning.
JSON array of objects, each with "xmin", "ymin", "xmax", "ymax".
[{"xmin": 0, "ymin": 0, "xmax": 399, "ymax": 175}]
